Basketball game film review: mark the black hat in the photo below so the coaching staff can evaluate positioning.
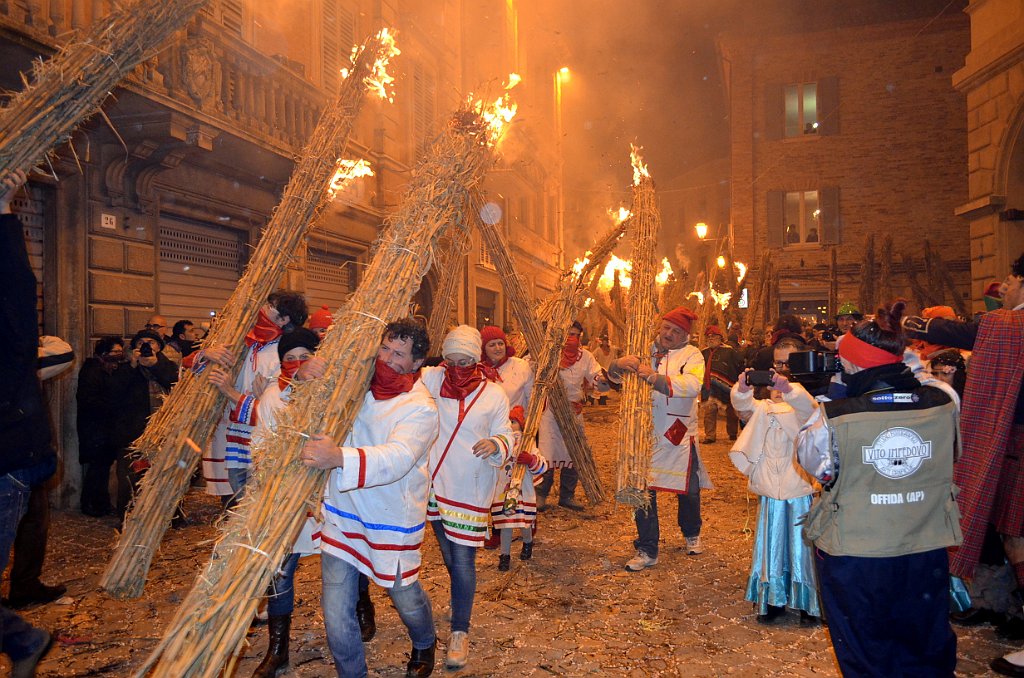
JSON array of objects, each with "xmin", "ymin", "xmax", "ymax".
[
  {"xmin": 131, "ymin": 328, "xmax": 165, "ymax": 350},
  {"xmin": 278, "ymin": 326, "xmax": 320, "ymax": 360}
]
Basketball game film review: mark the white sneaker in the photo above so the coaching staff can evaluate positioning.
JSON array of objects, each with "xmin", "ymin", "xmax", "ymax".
[
  {"xmin": 624, "ymin": 550, "xmax": 658, "ymax": 572},
  {"xmin": 686, "ymin": 536, "xmax": 704, "ymax": 555},
  {"xmin": 446, "ymin": 630, "xmax": 469, "ymax": 669}
]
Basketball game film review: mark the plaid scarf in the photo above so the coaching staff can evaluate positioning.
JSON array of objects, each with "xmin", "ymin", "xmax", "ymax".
[{"xmin": 949, "ymin": 309, "xmax": 1024, "ymax": 579}]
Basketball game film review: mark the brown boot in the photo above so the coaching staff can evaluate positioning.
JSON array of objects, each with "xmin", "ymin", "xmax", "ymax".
[{"xmin": 251, "ymin": 614, "xmax": 290, "ymax": 678}]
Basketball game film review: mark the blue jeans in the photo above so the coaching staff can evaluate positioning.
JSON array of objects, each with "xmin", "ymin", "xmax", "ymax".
[
  {"xmin": 430, "ymin": 521, "xmax": 478, "ymax": 633},
  {"xmin": 0, "ymin": 470, "xmax": 50, "ymax": 661},
  {"xmin": 633, "ymin": 444, "xmax": 702, "ymax": 558},
  {"xmin": 267, "ymin": 553, "xmax": 301, "ymax": 617},
  {"xmin": 321, "ymin": 553, "xmax": 434, "ymax": 677},
  {"xmin": 227, "ymin": 467, "xmax": 248, "ymax": 495}
]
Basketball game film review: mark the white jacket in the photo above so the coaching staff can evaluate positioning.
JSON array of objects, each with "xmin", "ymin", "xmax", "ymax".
[{"xmin": 729, "ymin": 383, "xmax": 818, "ymax": 500}]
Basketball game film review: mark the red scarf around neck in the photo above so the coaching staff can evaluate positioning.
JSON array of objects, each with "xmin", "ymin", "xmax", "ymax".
[
  {"xmin": 246, "ymin": 308, "xmax": 283, "ymax": 347},
  {"xmin": 370, "ymin": 359, "xmax": 415, "ymax": 400},
  {"xmin": 278, "ymin": 358, "xmax": 307, "ymax": 391},
  {"xmin": 478, "ymin": 361, "xmax": 502, "ymax": 383},
  {"xmin": 559, "ymin": 336, "xmax": 583, "ymax": 369},
  {"xmin": 440, "ymin": 363, "xmax": 485, "ymax": 400}
]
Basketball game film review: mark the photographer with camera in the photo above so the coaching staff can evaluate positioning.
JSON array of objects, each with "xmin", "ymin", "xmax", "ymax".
[
  {"xmin": 700, "ymin": 326, "xmax": 742, "ymax": 443},
  {"xmin": 109, "ymin": 329, "xmax": 179, "ymax": 518},
  {"xmin": 797, "ymin": 301, "xmax": 961, "ymax": 676},
  {"xmin": 729, "ymin": 334, "xmax": 821, "ymax": 626}
]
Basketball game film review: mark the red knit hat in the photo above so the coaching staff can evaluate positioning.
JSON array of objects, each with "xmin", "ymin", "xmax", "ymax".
[
  {"xmin": 662, "ymin": 306, "xmax": 697, "ymax": 333},
  {"xmin": 704, "ymin": 325, "xmax": 724, "ymax": 338},
  {"xmin": 480, "ymin": 325, "xmax": 515, "ymax": 357},
  {"xmin": 508, "ymin": 405, "xmax": 526, "ymax": 430},
  {"xmin": 308, "ymin": 305, "xmax": 333, "ymax": 330}
]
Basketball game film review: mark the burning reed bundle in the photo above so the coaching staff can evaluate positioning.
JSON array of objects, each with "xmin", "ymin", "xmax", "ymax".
[
  {"xmin": 137, "ymin": 91, "xmax": 516, "ymax": 678},
  {"xmin": 475, "ymin": 196, "xmax": 619, "ymax": 506},
  {"xmin": 0, "ymin": 0, "xmax": 207, "ymax": 178},
  {"xmin": 101, "ymin": 29, "xmax": 401, "ymax": 599},
  {"xmin": 426, "ymin": 233, "xmax": 468, "ymax": 349},
  {"xmin": 615, "ymin": 146, "xmax": 662, "ymax": 508}
]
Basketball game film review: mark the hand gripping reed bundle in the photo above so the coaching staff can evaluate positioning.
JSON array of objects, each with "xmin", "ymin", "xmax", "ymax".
[
  {"xmin": 475, "ymin": 198, "xmax": 622, "ymax": 507},
  {"xmin": 101, "ymin": 28, "xmax": 400, "ymax": 599},
  {"xmin": 615, "ymin": 145, "xmax": 663, "ymax": 508},
  {"xmin": 136, "ymin": 92, "xmax": 515, "ymax": 678},
  {"xmin": 0, "ymin": 0, "xmax": 207, "ymax": 178}
]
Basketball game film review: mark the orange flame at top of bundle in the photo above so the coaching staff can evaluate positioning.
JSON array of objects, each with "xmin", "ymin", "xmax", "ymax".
[
  {"xmin": 607, "ymin": 206, "xmax": 632, "ymax": 225},
  {"xmin": 505, "ymin": 73, "xmax": 522, "ymax": 90},
  {"xmin": 468, "ymin": 76, "xmax": 518, "ymax": 146},
  {"xmin": 327, "ymin": 159, "xmax": 374, "ymax": 200},
  {"xmin": 734, "ymin": 261, "xmax": 747, "ymax": 283},
  {"xmin": 655, "ymin": 258, "xmax": 674, "ymax": 286},
  {"xmin": 630, "ymin": 143, "xmax": 651, "ymax": 186},
  {"xmin": 341, "ymin": 27, "xmax": 401, "ymax": 103}
]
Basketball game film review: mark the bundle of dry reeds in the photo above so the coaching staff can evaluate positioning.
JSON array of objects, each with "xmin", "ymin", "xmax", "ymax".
[
  {"xmin": 615, "ymin": 146, "xmax": 662, "ymax": 507},
  {"xmin": 0, "ymin": 0, "xmax": 207, "ymax": 178},
  {"xmin": 426, "ymin": 233, "xmax": 468, "ymax": 349},
  {"xmin": 925, "ymin": 240, "xmax": 969, "ymax": 316},
  {"xmin": 101, "ymin": 28, "xmax": 400, "ymax": 600},
  {"xmin": 137, "ymin": 93, "xmax": 513, "ymax": 678},
  {"xmin": 858, "ymin": 233, "xmax": 877, "ymax": 315},
  {"xmin": 475, "ymin": 197, "xmax": 621, "ymax": 506}
]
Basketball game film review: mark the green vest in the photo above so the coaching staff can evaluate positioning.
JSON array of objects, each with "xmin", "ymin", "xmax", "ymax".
[{"xmin": 804, "ymin": 387, "xmax": 963, "ymax": 557}]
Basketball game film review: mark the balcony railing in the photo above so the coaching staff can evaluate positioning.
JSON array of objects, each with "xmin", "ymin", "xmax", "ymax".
[{"xmin": 0, "ymin": 0, "xmax": 327, "ymax": 155}]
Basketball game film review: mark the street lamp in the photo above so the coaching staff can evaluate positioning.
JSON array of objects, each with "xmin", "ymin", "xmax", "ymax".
[{"xmin": 695, "ymin": 221, "xmax": 709, "ymax": 240}]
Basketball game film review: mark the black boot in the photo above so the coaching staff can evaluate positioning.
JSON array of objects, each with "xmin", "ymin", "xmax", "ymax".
[
  {"xmin": 357, "ymin": 586, "xmax": 376, "ymax": 642},
  {"xmin": 251, "ymin": 614, "xmax": 290, "ymax": 678},
  {"xmin": 498, "ymin": 554, "xmax": 511, "ymax": 572},
  {"xmin": 406, "ymin": 640, "xmax": 436, "ymax": 677},
  {"xmin": 520, "ymin": 541, "xmax": 533, "ymax": 561}
]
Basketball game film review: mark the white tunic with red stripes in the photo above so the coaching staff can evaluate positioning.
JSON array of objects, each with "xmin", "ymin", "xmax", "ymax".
[
  {"xmin": 538, "ymin": 348, "xmax": 603, "ymax": 468},
  {"xmin": 319, "ymin": 380, "xmax": 439, "ymax": 588},
  {"xmin": 420, "ymin": 367, "xmax": 514, "ymax": 548},
  {"xmin": 490, "ymin": 432, "xmax": 548, "ymax": 531},
  {"xmin": 195, "ymin": 339, "xmax": 280, "ymax": 495}
]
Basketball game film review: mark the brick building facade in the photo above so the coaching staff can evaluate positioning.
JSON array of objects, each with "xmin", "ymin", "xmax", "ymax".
[{"xmin": 718, "ymin": 14, "xmax": 971, "ymax": 325}]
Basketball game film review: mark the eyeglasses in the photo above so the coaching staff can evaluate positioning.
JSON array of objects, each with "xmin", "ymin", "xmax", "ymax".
[
  {"xmin": 145, "ymin": 323, "xmax": 164, "ymax": 330},
  {"xmin": 772, "ymin": 361, "xmax": 788, "ymax": 370}
]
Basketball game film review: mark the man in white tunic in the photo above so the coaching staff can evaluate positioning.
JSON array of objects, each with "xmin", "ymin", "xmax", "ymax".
[
  {"xmin": 536, "ymin": 321, "xmax": 607, "ymax": 511},
  {"xmin": 300, "ymin": 318, "xmax": 438, "ymax": 678},
  {"xmin": 608, "ymin": 306, "xmax": 711, "ymax": 571}
]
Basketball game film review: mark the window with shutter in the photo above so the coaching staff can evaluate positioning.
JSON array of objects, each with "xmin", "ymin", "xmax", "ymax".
[
  {"xmin": 321, "ymin": 2, "xmax": 356, "ymax": 93},
  {"xmin": 820, "ymin": 186, "xmax": 840, "ymax": 244},
  {"xmin": 766, "ymin": 190, "xmax": 784, "ymax": 248},
  {"xmin": 763, "ymin": 84, "xmax": 785, "ymax": 141},
  {"xmin": 816, "ymin": 76, "xmax": 840, "ymax": 136},
  {"xmin": 784, "ymin": 82, "xmax": 819, "ymax": 137},
  {"xmin": 220, "ymin": 0, "xmax": 244, "ymax": 37},
  {"xmin": 781, "ymin": 190, "xmax": 821, "ymax": 245}
]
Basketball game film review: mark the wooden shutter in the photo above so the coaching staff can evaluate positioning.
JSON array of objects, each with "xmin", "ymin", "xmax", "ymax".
[
  {"xmin": 817, "ymin": 76, "xmax": 840, "ymax": 136},
  {"xmin": 158, "ymin": 218, "xmax": 244, "ymax": 323},
  {"xmin": 413, "ymin": 62, "xmax": 436, "ymax": 159},
  {"xmin": 820, "ymin": 187, "xmax": 840, "ymax": 244},
  {"xmin": 763, "ymin": 83, "xmax": 784, "ymax": 141},
  {"xmin": 766, "ymin": 190, "xmax": 784, "ymax": 248},
  {"xmin": 220, "ymin": 0, "xmax": 244, "ymax": 36},
  {"xmin": 321, "ymin": 2, "xmax": 356, "ymax": 93}
]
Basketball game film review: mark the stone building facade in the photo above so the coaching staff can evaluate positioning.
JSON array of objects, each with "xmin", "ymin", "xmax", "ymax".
[
  {"xmin": 954, "ymin": 0, "xmax": 1024, "ymax": 301},
  {"xmin": 718, "ymin": 14, "xmax": 972, "ymax": 325},
  {"xmin": 1, "ymin": 0, "xmax": 562, "ymax": 504}
]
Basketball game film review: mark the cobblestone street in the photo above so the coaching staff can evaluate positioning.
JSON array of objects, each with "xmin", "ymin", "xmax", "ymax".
[{"xmin": 10, "ymin": 401, "xmax": 1017, "ymax": 676}]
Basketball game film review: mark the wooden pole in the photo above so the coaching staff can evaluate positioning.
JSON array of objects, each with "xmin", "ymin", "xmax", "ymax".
[{"xmin": 101, "ymin": 28, "xmax": 400, "ymax": 599}]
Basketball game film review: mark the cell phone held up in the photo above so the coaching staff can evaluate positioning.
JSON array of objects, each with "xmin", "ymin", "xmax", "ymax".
[{"xmin": 745, "ymin": 370, "xmax": 774, "ymax": 388}]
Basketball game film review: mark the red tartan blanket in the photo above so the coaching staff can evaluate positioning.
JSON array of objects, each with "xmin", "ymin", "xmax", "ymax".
[{"xmin": 949, "ymin": 309, "xmax": 1024, "ymax": 580}]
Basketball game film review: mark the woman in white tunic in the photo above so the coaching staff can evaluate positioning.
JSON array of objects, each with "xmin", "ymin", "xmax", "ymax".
[
  {"xmin": 536, "ymin": 322, "xmax": 606, "ymax": 510},
  {"xmin": 479, "ymin": 325, "xmax": 533, "ymax": 409},
  {"xmin": 422, "ymin": 326, "xmax": 514, "ymax": 670}
]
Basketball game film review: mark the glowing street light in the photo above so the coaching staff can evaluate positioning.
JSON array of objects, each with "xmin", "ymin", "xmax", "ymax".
[
  {"xmin": 695, "ymin": 221, "xmax": 708, "ymax": 239},
  {"xmin": 716, "ymin": 255, "xmax": 726, "ymax": 269}
]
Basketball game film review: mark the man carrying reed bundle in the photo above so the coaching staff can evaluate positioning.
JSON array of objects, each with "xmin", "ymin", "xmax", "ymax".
[
  {"xmin": 196, "ymin": 291, "xmax": 308, "ymax": 504},
  {"xmin": 536, "ymin": 320, "xmax": 609, "ymax": 511},
  {"xmin": 608, "ymin": 307, "xmax": 710, "ymax": 571},
  {"xmin": 299, "ymin": 318, "xmax": 438, "ymax": 678}
]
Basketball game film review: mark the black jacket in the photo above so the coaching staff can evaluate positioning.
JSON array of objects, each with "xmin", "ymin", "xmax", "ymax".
[
  {"xmin": 0, "ymin": 213, "xmax": 54, "ymax": 476},
  {"xmin": 76, "ymin": 357, "xmax": 119, "ymax": 463},
  {"xmin": 109, "ymin": 354, "xmax": 178, "ymax": 451}
]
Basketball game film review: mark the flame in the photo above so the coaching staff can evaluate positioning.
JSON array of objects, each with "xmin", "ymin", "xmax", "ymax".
[
  {"xmin": 341, "ymin": 27, "xmax": 401, "ymax": 103},
  {"xmin": 688, "ymin": 291, "xmax": 704, "ymax": 304},
  {"xmin": 469, "ymin": 86, "xmax": 518, "ymax": 145},
  {"xmin": 710, "ymin": 283, "xmax": 732, "ymax": 310},
  {"xmin": 327, "ymin": 159, "xmax": 374, "ymax": 200},
  {"xmin": 601, "ymin": 254, "xmax": 633, "ymax": 290},
  {"xmin": 571, "ymin": 254, "xmax": 591, "ymax": 277},
  {"xmin": 630, "ymin": 143, "xmax": 651, "ymax": 186},
  {"xmin": 734, "ymin": 260, "xmax": 747, "ymax": 283},
  {"xmin": 607, "ymin": 206, "xmax": 632, "ymax": 225},
  {"xmin": 655, "ymin": 258, "xmax": 674, "ymax": 286},
  {"xmin": 506, "ymin": 72, "xmax": 522, "ymax": 90},
  {"xmin": 583, "ymin": 297, "xmax": 594, "ymax": 308}
]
